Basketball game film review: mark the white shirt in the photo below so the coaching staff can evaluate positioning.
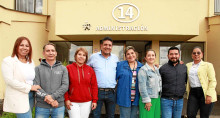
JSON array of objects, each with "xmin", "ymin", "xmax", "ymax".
[
  {"xmin": 188, "ymin": 61, "xmax": 202, "ymax": 88},
  {"xmin": 18, "ymin": 61, "xmax": 35, "ymax": 85}
]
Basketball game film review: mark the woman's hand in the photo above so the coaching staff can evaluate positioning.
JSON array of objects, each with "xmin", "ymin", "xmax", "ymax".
[
  {"xmin": 31, "ymin": 85, "xmax": 41, "ymax": 92},
  {"xmin": 144, "ymin": 102, "xmax": 152, "ymax": 111},
  {"xmin": 91, "ymin": 103, "xmax": 97, "ymax": 110},
  {"xmin": 65, "ymin": 100, "xmax": 72, "ymax": 110},
  {"xmin": 205, "ymin": 95, "xmax": 212, "ymax": 104}
]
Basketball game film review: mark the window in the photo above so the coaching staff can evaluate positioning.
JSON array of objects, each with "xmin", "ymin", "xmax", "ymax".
[
  {"xmin": 215, "ymin": 0, "xmax": 220, "ymax": 15},
  {"xmin": 159, "ymin": 42, "xmax": 204, "ymax": 66},
  {"xmin": 52, "ymin": 41, "xmax": 93, "ymax": 64},
  {"xmin": 16, "ymin": 0, "xmax": 42, "ymax": 14}
]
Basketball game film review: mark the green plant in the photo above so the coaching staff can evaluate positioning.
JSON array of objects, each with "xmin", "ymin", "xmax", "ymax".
[
  {"xmin": 0, "ymin": 112, "xmax": 16, "ymax": 118},
  {"xmin": 62, "ymin": 59, "xmax": 68, "ymax": 66},
  {"xmin": 0, "ymin": 107, "xmax": 35, "ymax": 118}
]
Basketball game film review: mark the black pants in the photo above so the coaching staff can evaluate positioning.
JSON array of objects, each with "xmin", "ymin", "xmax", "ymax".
[{"xmin": 187, "ymin": 87, "xmax": 214, "ymax": 118}]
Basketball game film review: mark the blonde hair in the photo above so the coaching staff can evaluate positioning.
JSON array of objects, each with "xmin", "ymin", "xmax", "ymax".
[
  {"xmin": 124, "ymin": 46, "xmax": 136, "ymax": 56},
  {"xmin": 74, "ymin": 47, "xmax": 88, "ymax": 63}
]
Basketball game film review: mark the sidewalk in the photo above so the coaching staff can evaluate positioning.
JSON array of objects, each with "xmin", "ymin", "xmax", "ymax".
[
  {"xmin": 1, "ymin": 96, "xmax": 220, "ymax": 117},
  {"xmin": 90, "ymin": 95, "xmax": 220, "ymax": 118}
]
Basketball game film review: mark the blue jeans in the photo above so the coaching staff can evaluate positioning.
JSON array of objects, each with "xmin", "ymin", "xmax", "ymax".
[
  {"xmin": 161, "ymin": 98, "xmax": 183, "ymax": 118},
  {"xmin": 16, "ymin": 91, "xmax": 34, "ymax": 118},
  {"xmin": 119, "ymin": 105, "xmax": 138, "ymax": 118},
  {"xmin": 93, "ymin": 90, "xmax": 116, "ymax": 118},
  {"xmin": 35, "ymin": 106, "xmax": 65, "ymax": 118}
]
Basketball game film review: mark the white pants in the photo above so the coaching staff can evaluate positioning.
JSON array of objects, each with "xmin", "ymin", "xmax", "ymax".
[{"xmin": 67, "ymin": 101, "xmax": 92, "ymax": 118}]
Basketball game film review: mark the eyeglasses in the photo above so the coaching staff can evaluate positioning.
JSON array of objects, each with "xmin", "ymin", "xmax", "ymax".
[{"xmin": 192, "ymin": 52, "xmax": 201, "ymax": 55}]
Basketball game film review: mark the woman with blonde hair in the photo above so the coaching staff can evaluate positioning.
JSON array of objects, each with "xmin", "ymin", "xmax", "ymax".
[
  {"xmin": 64, "ymin": 47, "xmax": 98, "ymax": 118},
  {"xmin": 138, "ymin": 49, "xmax": 162, "ymax": 118},
  {"xmin": 116, "ymin": 46, "xmax": 143, "ymax": 118}
]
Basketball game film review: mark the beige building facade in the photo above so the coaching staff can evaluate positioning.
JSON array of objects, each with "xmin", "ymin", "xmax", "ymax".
[{"xmin": 0, "ymin": 0, "xmax": 220, "ymax": 99}]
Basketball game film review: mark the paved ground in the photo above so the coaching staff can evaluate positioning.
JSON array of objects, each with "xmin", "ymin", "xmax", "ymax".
[
  {"xmin": 89, "ymin": 95, "xmax": 220, "ymax": 118},
  {"xmin": 1, "ymin": 96, "xmax": 220, "ymax": 117}
]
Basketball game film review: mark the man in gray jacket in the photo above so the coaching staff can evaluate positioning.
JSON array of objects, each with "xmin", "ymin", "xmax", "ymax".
[{"xmin": 34, "ymin": 43, "xmax": 69, "ymax": 118}]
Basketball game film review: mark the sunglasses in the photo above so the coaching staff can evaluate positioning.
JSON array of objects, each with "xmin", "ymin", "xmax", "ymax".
[{"xmin": 192, "ymin": 52, "xmax": 201, "ymax": 55}]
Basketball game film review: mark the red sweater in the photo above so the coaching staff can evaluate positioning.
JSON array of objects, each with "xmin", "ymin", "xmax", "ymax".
[{"xmin": 64, "ymin": 62, "xmax": 98, "ymax": 103}]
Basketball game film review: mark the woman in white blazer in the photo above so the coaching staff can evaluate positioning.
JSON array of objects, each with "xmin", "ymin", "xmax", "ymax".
[{"xmin": 1, "ymin": 36, "xmax": 41, "ymax": 118}]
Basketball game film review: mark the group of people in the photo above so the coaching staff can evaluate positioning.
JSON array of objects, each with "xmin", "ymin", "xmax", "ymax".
[{"xmin": 1, "ymin": 36, "xmax": 217, "ymax": 118}]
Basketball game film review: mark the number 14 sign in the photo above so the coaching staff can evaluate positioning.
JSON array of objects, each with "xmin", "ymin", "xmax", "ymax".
[{"xmin": 112, "ymin": 3, "xmax": 140, "ymax": 23}]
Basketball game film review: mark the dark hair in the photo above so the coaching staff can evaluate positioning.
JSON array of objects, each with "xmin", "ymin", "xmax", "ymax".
[
  {"xmin": 193, "ymin": 46, "xmax": 203, "ymax": 52},
  {"xmin": 11, "ymin": 36, "xmax": 32, "ymax": 63},
  {"xmin": 100, "ymin": 37, "xmax": 113, "ymax": 44},
  {"xmin": 43, "ymin": 42, "xmax": 56, "ymax": 51},
  {"xmin": 124, "ymin": 46, "xmax": 135, "ymax": 56},
  {"xmin": 168, "ymin": 46, "xmax": 180, "ymax": 54},
  {"xmin": 145, "ymin": 49, "xmax": 156, "ymax": 57},
  {"xmin": 74, "ymin": 47, "xmax": 88, "ymax": 63}
]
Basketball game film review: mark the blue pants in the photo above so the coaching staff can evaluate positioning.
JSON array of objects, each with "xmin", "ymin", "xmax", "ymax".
[
  {"xmin": 16, "ymin": 91, "xmax": 34, "ymax": 118},
  {"xmin": 92, "ymin": 90, "xmax": 116, "ymax": 118},
  {"xmin": 35, "ymin": 106, "xmax": 65, "ymax": 118},
  {"xmin": 119, "ymin": 105, "xmax": 138, "ymax": 118},
  {"xmin": 161, "ymin": 98, "xmax": 183, "ymax": 118}
]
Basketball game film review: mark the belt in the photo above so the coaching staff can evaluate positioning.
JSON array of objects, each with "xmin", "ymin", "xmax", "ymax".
[
  {"xmin": 162, "ymin": 96, "xmax": 183, "ymax": 100},
  {"xmin": 98, "ymin": 88, "xmax": 115, "ymax": 91}
]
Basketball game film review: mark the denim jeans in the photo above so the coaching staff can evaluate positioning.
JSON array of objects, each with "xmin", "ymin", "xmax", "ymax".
[
  {"xmin": 35, "ymin": 106, "xmax": 65, "ymax": 118},
  {"xmin": 16, "ymin": 91, "xmax": 34, "ymax": 118},
  {"xmin": 161, "ymin": 98, "xmax": 183, "ymax": 118},
  {"xmin": 92, "ymin": 90, "xmax": 116, "ymax": 118},
  {"xmin": 119, "ymin": 105, "xmax": 138, "ymax": 118}
]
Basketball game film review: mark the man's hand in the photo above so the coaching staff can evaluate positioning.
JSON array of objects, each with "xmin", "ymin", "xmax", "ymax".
[
  {"xmin": 65, "ymin": 100, "xmax": 73, "ymax": 110},
  {"xmin": 205, "ymin": 95, "xmax": 212, "ymax": 104},
  {"xmin": 44, "ymin": 95, "xmax": 54, "ymax": 104},
  {"xmin": 91, "ymin": 103, "xmax": 97, "ymax": 110},
  {"xmin": 51, "ymin": 100, "xmax": 59, "ymax": 108},
  {"xmin": 180, "ymin": 61, "xmax": 184, "ymax": 64},
  {"xmin": 154, "ymin": 64, "xmax": 159, "ymax": 68},
  {"xmin": 144, "ymin": 102, "xmax": 152, "ymax": 111}
]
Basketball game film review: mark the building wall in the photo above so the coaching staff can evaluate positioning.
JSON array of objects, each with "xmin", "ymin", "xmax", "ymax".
[
  {"xmin": 46, "ymin": 0, "xmax": 66, "ymax": 41},
  {"xmin": 0, "ymin": 6, "xmax": 48, "ymax": 99},
  {"xmin": 55, "ymin": 0, "xmax": 199, "ymax": 38},
  {"xmin": 207, "ymin": 16, "xmax": 220, "ymax": 94},
  {"xmin": 0, "ymin": 0, "xmax": 220, "ymax": 100},
  {"xmin": 0, "ymin": 0, "xmax": 15, "ymax": 9}
]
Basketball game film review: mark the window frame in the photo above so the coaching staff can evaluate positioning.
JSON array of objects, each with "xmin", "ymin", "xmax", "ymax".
[
  {"xmin": 15, "ymin": 0, "xmax": 42, "ymax": 14},
  {"xmin": 215, "ymin": 0, "xmax": 220, "ymax": 15}
]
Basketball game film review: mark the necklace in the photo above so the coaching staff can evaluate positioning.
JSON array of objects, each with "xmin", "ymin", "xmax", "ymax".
[{"xmin": 129, "ymin": 61, "xmax": 136, "ymax": 73}]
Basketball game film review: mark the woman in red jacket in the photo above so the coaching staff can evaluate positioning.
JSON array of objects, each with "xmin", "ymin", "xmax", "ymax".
[{"xmin": 64, "ymin": 47, "xmax": 98, "ymax": 118}]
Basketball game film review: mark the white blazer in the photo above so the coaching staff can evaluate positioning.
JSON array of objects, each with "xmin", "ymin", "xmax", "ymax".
[{"xmin": 1, "ymin": 56, "xmax": 33, "ymax": 113}]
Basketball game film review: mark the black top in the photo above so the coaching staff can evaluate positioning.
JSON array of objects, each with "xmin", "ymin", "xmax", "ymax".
[{"xmin": 159, "ymin": 60, "xmax": 187, "ymax": 99}]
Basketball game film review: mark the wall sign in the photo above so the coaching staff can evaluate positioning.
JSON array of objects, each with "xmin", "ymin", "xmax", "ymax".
[
  {"xmin": 83, "ymin": 3, "xmax": 148, "ymax": 31},
  {"xmin": 112, "ymin": 3, "xmax": 140, "ymax": 23}
]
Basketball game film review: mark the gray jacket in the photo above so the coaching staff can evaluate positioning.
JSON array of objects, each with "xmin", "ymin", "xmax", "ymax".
[
  {"xmin": 138, "ymin": 63, "xmax": 162, "ymax": 103},
  {"xmin": 34, "ymin": 59, "xmax": 69, "ymax": 108}
]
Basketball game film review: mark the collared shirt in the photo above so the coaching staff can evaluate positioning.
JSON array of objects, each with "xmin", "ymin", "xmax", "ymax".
[
  {"xmin": 87, "ymin": 51, "xmax": 119, "ymax": 88},
  {"xmin": 189, "ymin": 61, "xmax": 202, "ymax": 88}
]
